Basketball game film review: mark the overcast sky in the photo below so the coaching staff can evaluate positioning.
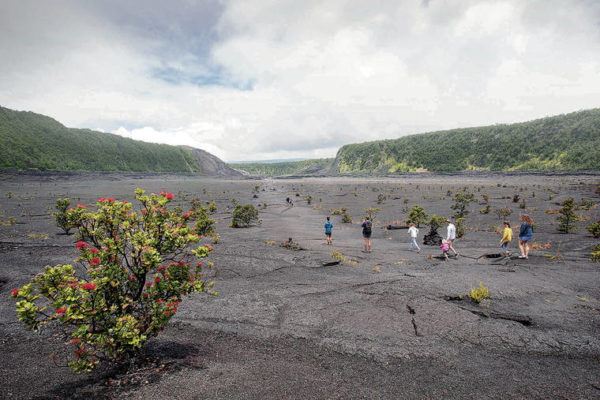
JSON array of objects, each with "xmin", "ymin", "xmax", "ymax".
[{"xmin": 1, "ymin": 0, "xmax": 600, "ymax": 161}]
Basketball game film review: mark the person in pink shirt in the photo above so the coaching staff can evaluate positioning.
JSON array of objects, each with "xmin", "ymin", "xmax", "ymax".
[{"xmin": 440, "ymin": 239, "xmax": 450, "ymax": 260}]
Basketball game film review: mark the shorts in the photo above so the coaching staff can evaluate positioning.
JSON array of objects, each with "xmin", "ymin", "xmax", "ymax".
[
  {"xmin": 325, "ymin": 232, "xmax": 332, "ymax": 237},
  {"xmin": 519, "ymin": 237, "xmax": 532, "ymax": 243},
  {"xmin": 363, "ymin": 232, "xmax": 372, "ymax": 239},
  {"xmin": 501, "ymin": 242, "xmax": 509, "ymax": 251}
]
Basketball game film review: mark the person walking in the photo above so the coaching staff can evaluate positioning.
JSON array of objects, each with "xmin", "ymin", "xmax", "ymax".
[
  {"xmin": 440, "ymin": 239, "xmax": 450, "ymax": 260},
  {"xmin": 446, "ymin": 218, "xmax": 458, "ymax": 256},
  {"xmin": 408, "ymin": 223, "xmax": 420, "ymax": 253},
  {"xmin": 361, "ymin": 217, "xmax": 372, "ymax": 253},
  {"xmin": 500, "ymin": 221, "xmax": 513, "ymax": 257},
  {"xmin": 324, "ymin": 216, "xmax": 333, "ymax": 245},
  {"xmin": 518, "ymin": 214, "xmax": 534, "ymax": 259}
]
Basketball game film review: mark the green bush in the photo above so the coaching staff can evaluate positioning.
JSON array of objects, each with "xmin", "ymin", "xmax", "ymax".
[
  {"xmin": 231, "ymin": 204, "xmax": 259, "ymax": 228},
  {"xmin": 591, "ymin": 244, "xmax": 600, "ymax": 262},
  {"xmin": 11, "ymin": 189, "xmax": 215, "ymax": 373},
  {"xmin": 587, "ymin": 221, "xmax": 600, "ymax": 238},
  {"xmin": 407, "ymin": 205, "xmax": 428, "ymax": 227},
  {"xmin": 557, "ymin": 197, "xmax": 579, "ymax": 233},
  {"xmin": 190, "ymin": 199, "xmax": 215, "ymax": 236},
  {"xmin": 364, "ymin": 207, "xmax": 381, "ymax": 221},
  {"xmin": 53, "ymin": 198, "xmax": 82, "ymax": 235},
  {"xmin": 451, "ymin": 190, "xmax": 475, "ymax": 218}
]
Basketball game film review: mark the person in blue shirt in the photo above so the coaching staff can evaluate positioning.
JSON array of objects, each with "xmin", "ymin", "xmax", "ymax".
[
  {"xmin": 324, "ymin": 216, "xmax": 333, "ymax": 245},
  {"xmin": 518, "ymin": 214, "xmax": 534, "ymax": 259}
]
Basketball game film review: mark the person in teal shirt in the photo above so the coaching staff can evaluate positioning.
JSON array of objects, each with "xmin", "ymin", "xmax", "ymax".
[{"xmin": 324, "ymin": 216, "xmax": 333, "ymax": 245}]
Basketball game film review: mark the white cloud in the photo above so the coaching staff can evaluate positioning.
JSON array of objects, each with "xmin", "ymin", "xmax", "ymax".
[{"xmin": 1, "ymin": 0, "xmax": 600, "ymax": 161}]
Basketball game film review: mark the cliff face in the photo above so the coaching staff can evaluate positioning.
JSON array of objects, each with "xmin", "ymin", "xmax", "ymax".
[{"xmin": 181, "ymin": 146, "xmax": 243, "ymax": 177}]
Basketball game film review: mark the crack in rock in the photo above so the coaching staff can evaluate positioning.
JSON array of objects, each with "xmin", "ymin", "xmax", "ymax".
[{"xmin": 406, "ymin": 304, "xmax": 420, "ymax": 336}]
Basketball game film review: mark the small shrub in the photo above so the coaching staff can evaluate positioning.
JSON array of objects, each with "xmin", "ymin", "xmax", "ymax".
[
  {"xmin": 586, "ymin": 221, "xmax": 600, "ymax": 238},
  {"xmin": 207, "ymin": 201, "xmax": 217, "ymax": 213},
  {"xmin": 557, "ymin": 197, "xmax": 579, "ymax": 233},
  {"xmin": 231, "ymin": 204, "xmax": 259, "ymax": 228},
  {"xmin": 479, "ymin": 205, "xmax": 491, "ymax": 214},
  {"xmin": 451, "ymin": 190, "xmax": 475, "ymax": 218},
  {"xmin": 305, "ymin": 195, "xmax": 312, "ymax": 205},
  {"xmin": 364, "ymin": 207, "xmax": 381, "ymax": 221},
  {"xmin": 53, "ymin": 198, "xmax": 81, "ymax": 235},
  {"xmin": 455, "ymin": 217, "xmax": 466, "ymax": 238},
  {"xmin": 331, "ymin": 208, "xmax": 346, "ymax": 216},
  {"xmin": 469, "ymin": 282, "xmax": 490, "ymax": 304},
  {"xmin": 519, "ymin": 199, "xmax": 527, "ymax": 209},
  {"xmin": 190, "ymin": 200, "xmax": 215, "ymax": 236},
  {"xmin": 495, "ymin": 207, "xmax": 512, "ymax": 220},
  {"xmin": 341, "ymin": 211, "xmax": 352, "ymax": 223},
  {"xmin": 578, "ymin": 198, "xmax": 595, "ymax": 211},
  {"xmin": 377, "ymin": 194, "xmax": 386, "ymax": 204},
  {"xmin": 407, "ymin": 205, "xmax": 428, "ymax": 227},
  {"xmin": 331, "ymin": 250, "xmax": 358, "ymax": 266},
  {"xmin": 591, "ymin": 244, "xmax": 600, "ymax": 262}
]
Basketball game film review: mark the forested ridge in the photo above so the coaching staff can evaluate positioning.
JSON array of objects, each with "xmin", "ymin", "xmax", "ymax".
[
  {"xmin": 333, "ymin": 108, "xmax": 600, "ymax": 173},
  {"xmin": 0, "ymin": 106, "xmax": 230, "ymax": 174},
  {"xmin": 231, "ymin": 158, "xmax": 333, "ymax": 176}
]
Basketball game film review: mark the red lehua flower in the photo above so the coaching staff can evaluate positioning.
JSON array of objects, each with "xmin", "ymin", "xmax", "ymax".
[
  {"xmin": 143, "ymin": 292, "xmax": 150, "ymax": 298},
  {"xmin": 154, "ymin": 276, "xmax": 161, "ymax": 284},
  {"xmin": 156, "ymin": 299, "xmax": 165, "ymax": 304},
  {"xmin": 81, "ymin": 282, "xmax": 97, "ymax": 291},
  {"xmin": 97, "ymin": 197, "xmax": 106, "ymax": 202},
  {"xmin": 107, "ymin": 197, "xmax": 116, "ymax": 202},
  {"xmin": 145, "ymin": 282, "xmax": 153, "ymax": 288},
  {"xmin": 89, "ymin": 247, "xmax": 99, "ymax": 254},
  {"xmin": 75, "ymin": 241, "xmax": 88, "ymax": 250},
  {"xmin": 70, "ymin": 338, "xmax": 81, "ymax": 345},
  {"xmin": 74, "ymin": 348, "xmax": 86, "ymax": 358},
  {"xmin": 182, "ymin": 211, "xmax": 192, "ymax": 219},
  {"xmin": 10, "ymin": 288, "xmax": 19, "ymax": 297},
  {"xmin": 90, "ymin": 257, "xmax": 101, "ymax": 266},
  {"xmin": 161, "ymin": 191, "xmax": 175, "ymax": 200},
  {"xmin": 128, "ymin": 274, "xmax": 137, "ymax": 282},
  {"xmin": 56, "ymin": 306, "xmax": 67, "ymax": 315},
  {"xmin": 76, "ymin": 203, "xmax": 87, "ymax": 209},
  {"xmin": 157, "ymin": 265, "xmax": 166, "ymax": 273}
]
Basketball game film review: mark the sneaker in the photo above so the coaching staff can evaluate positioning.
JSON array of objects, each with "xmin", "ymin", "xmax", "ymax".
[{"xmin": 517, "ymin": 255, "xmax": 526, "ymax": 259}]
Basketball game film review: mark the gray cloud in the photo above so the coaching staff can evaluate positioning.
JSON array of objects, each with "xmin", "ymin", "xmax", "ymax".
[{"xmin": 1, "ymin": 0, "xmax": 599, "ymax": 161}]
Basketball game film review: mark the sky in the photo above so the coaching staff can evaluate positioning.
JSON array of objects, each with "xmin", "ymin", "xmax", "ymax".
[{"xmin": 1, "ymin": 0, "xmax": 600, "ymax": 162}]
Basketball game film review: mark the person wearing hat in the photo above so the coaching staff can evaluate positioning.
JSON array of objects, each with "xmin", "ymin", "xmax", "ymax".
[{"xmin": 446, "ymin": 218, "xmax": 458, "ymax": 256}]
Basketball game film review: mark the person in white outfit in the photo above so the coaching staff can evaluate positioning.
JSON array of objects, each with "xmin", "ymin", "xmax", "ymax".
[
  {"xmin": 446, "ymin": 218, "xmax": 458, "ymax": 256},
  {"xmin": 408, "ymin": 223, "xmax": 420, "ymax": 253}
]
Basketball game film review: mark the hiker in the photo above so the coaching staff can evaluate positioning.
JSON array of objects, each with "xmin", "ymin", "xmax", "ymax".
[
  {"xmin": 500, "ymin": 221, "xmax": 513, "ymax": 257},
  {"xmin": 408, "ymin": 223, "xmax": 420, "ymax": 253},
  {"xmin": 440, "ymin": 239, "xmax": 450, "ymax": 260},
  {"xmin": 518, "ymin": 214, "xmax": 534, "ymax": 259},
  {"xmin": 446, "ymin": 218, "xmax": 458, "ymax": 256},
  {"xmin": 361, "ymin": 217, "xmax": 372, "ymax": 253},
  {"xmin": 324, "ymin": 216, "xmax": 333, "ymax": 245}
]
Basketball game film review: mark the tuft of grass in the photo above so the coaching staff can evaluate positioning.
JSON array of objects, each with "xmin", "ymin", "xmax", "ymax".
[
  {"xmin": 27, "ymin": 233, "xmax": 49, "ymax": 240},
  {"xmin": 469, "ymin": 282, "xmax": 490, "ymax": 304}
]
